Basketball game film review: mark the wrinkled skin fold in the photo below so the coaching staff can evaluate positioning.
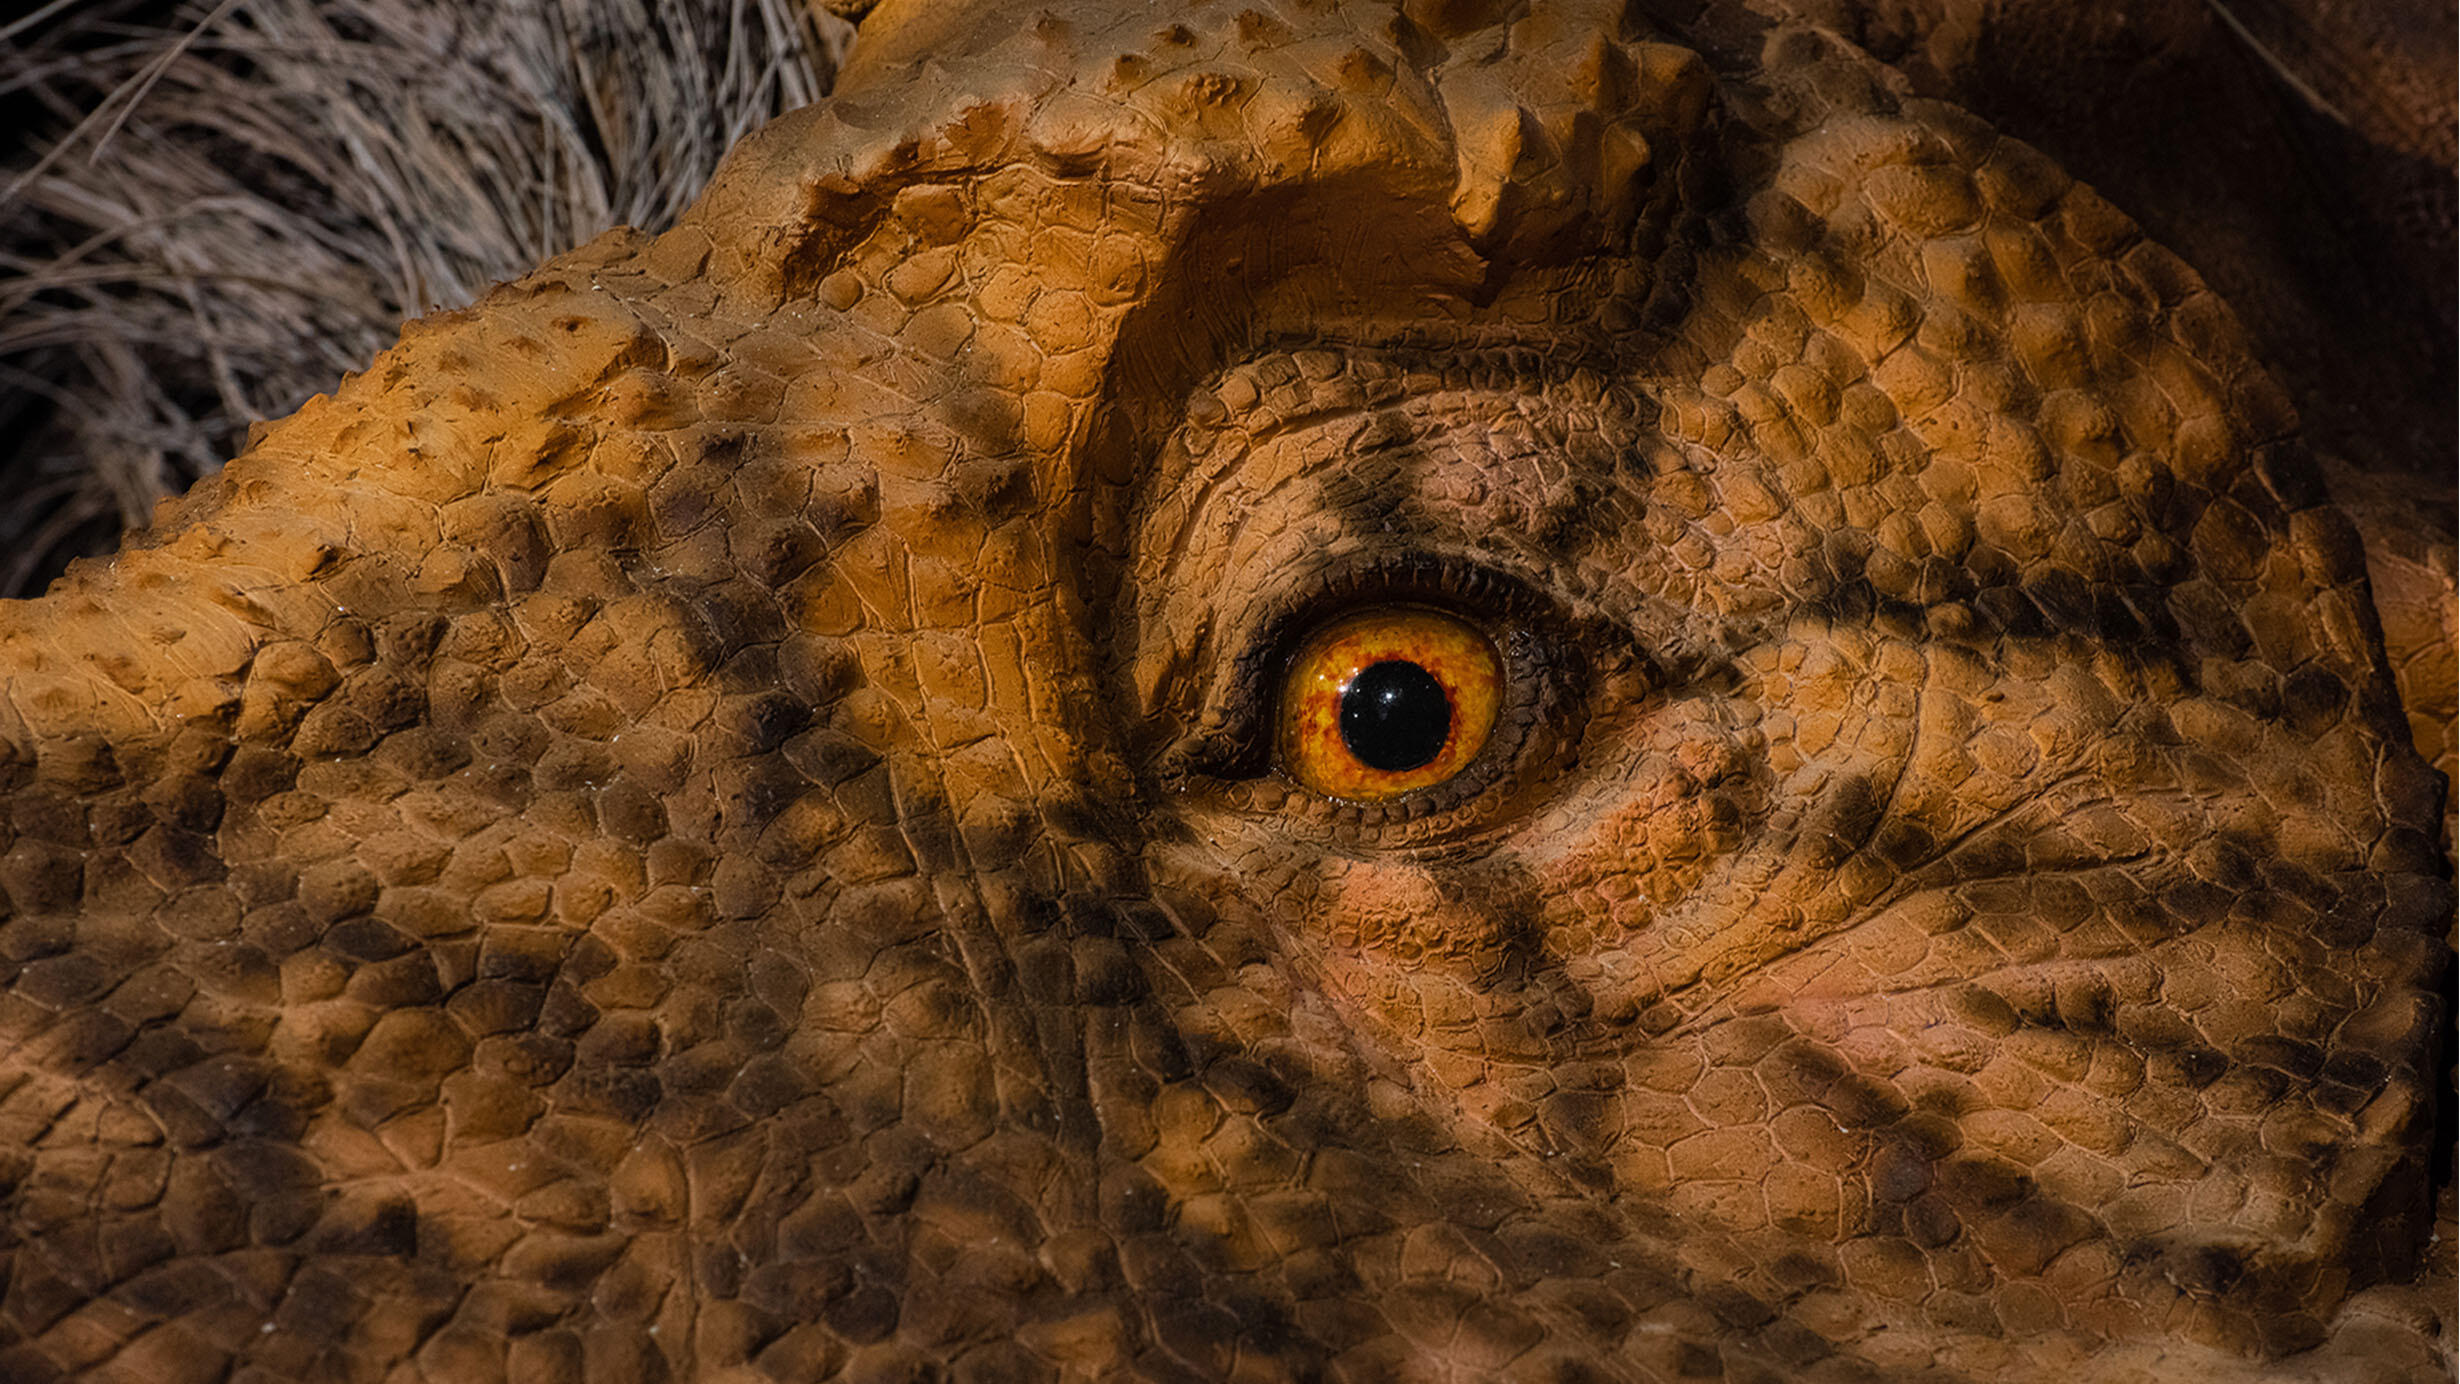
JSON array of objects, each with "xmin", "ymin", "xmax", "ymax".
[{"xmin": 0, "ymin": 2, "xmax": 2445, "ymax": 1381}]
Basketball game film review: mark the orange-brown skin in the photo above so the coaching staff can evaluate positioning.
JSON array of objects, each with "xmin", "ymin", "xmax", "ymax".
[{"xmin": 0, "ymin": 3, "xmax": 2447, "ymax": 1382}]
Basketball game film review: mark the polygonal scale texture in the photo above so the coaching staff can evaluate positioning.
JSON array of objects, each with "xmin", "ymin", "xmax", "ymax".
[{"xmin": 0, "ymin": 2, "xmax": 2446, "ymax": 1382}]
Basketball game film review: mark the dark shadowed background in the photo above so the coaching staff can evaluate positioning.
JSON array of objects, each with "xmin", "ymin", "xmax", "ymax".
[{"xmin": 0, "ymin": 0, "xmax": 852, "ymax": 596}]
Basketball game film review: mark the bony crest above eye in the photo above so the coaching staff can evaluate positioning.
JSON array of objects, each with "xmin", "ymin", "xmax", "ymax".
[{"xmin": 1278, "ymin": 607, "xmax": 1501, "ymax": 801}]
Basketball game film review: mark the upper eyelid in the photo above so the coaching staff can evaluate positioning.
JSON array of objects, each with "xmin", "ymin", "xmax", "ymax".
[
  {"xmin": 1138, "ymin": 345, "xmax": 1650, "ymax": 595},
  {"xmin": 1140, "ymin": 414, "xmax": 1432, "ymax": 604},
  {"xmin": 1225, "ymin": 562, "xmax": 1523, "ymax": 706}
]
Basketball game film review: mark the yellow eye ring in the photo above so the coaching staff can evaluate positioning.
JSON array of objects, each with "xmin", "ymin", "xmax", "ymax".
[{"xmin": 1277, "ymin": 607, "xmax": 1502, "ymax": 802}]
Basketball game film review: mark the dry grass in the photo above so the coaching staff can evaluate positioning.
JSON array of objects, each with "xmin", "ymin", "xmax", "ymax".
[{"xmin": 0, "ymin": 0, "xmax": 849, "ymax": 596}]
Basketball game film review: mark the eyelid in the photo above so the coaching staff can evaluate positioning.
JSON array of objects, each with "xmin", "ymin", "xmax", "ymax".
[
  {"xmin": 1169, "ymin": 554, "xmax": 1528, "ymax": 775},
  {"xmin": 1161, "ymin": 551, "xmax": 1600, "ymax": 838}
]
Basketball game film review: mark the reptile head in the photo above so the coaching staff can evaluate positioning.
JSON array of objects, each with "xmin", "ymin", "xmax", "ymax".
[{"xmin": 0, "ymin": 2, "xmax": 2444, "ymax": 1380}]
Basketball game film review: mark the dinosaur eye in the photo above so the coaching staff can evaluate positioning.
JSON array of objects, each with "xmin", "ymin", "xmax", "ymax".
[{"xmin": 1278, "ymin": 607, "xmax": 1502, "ymax": 801}]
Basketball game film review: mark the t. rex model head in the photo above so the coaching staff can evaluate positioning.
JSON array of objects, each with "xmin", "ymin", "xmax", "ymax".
[{"xmin": 0, "ymin": 1, "xmax": 2444, "ymax": 1380}]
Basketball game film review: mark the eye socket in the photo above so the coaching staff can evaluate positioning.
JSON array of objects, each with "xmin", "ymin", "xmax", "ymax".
[
  {"xmin": 1158, "ymin": 554, "xmax": 1627, "ymax": 841},
  {"xmin": 1278, "ymin": 607, "xmax": 1502, "ymax": 801}
]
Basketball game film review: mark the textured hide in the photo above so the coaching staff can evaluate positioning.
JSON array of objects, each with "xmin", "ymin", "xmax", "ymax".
[{"xmin": 0, "ymin": 2, "xmax": 2446, "ymax": 1381}]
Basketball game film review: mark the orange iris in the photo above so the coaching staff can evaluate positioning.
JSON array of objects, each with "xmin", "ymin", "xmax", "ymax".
[{"xmin": 1278, "ymin": 607, "xmax": 1502, "ymax": 801}]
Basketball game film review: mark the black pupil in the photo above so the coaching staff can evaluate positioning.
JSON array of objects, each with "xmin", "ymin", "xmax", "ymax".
[{"xmin": 1339, "ymin": 660, "xmax": 1452, "ymax": 773}]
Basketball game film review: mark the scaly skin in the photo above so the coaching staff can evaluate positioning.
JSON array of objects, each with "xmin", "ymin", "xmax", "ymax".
[{"xmin": 0, "ymin": 2, "xmax": 2445, "ymax": 1381}]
